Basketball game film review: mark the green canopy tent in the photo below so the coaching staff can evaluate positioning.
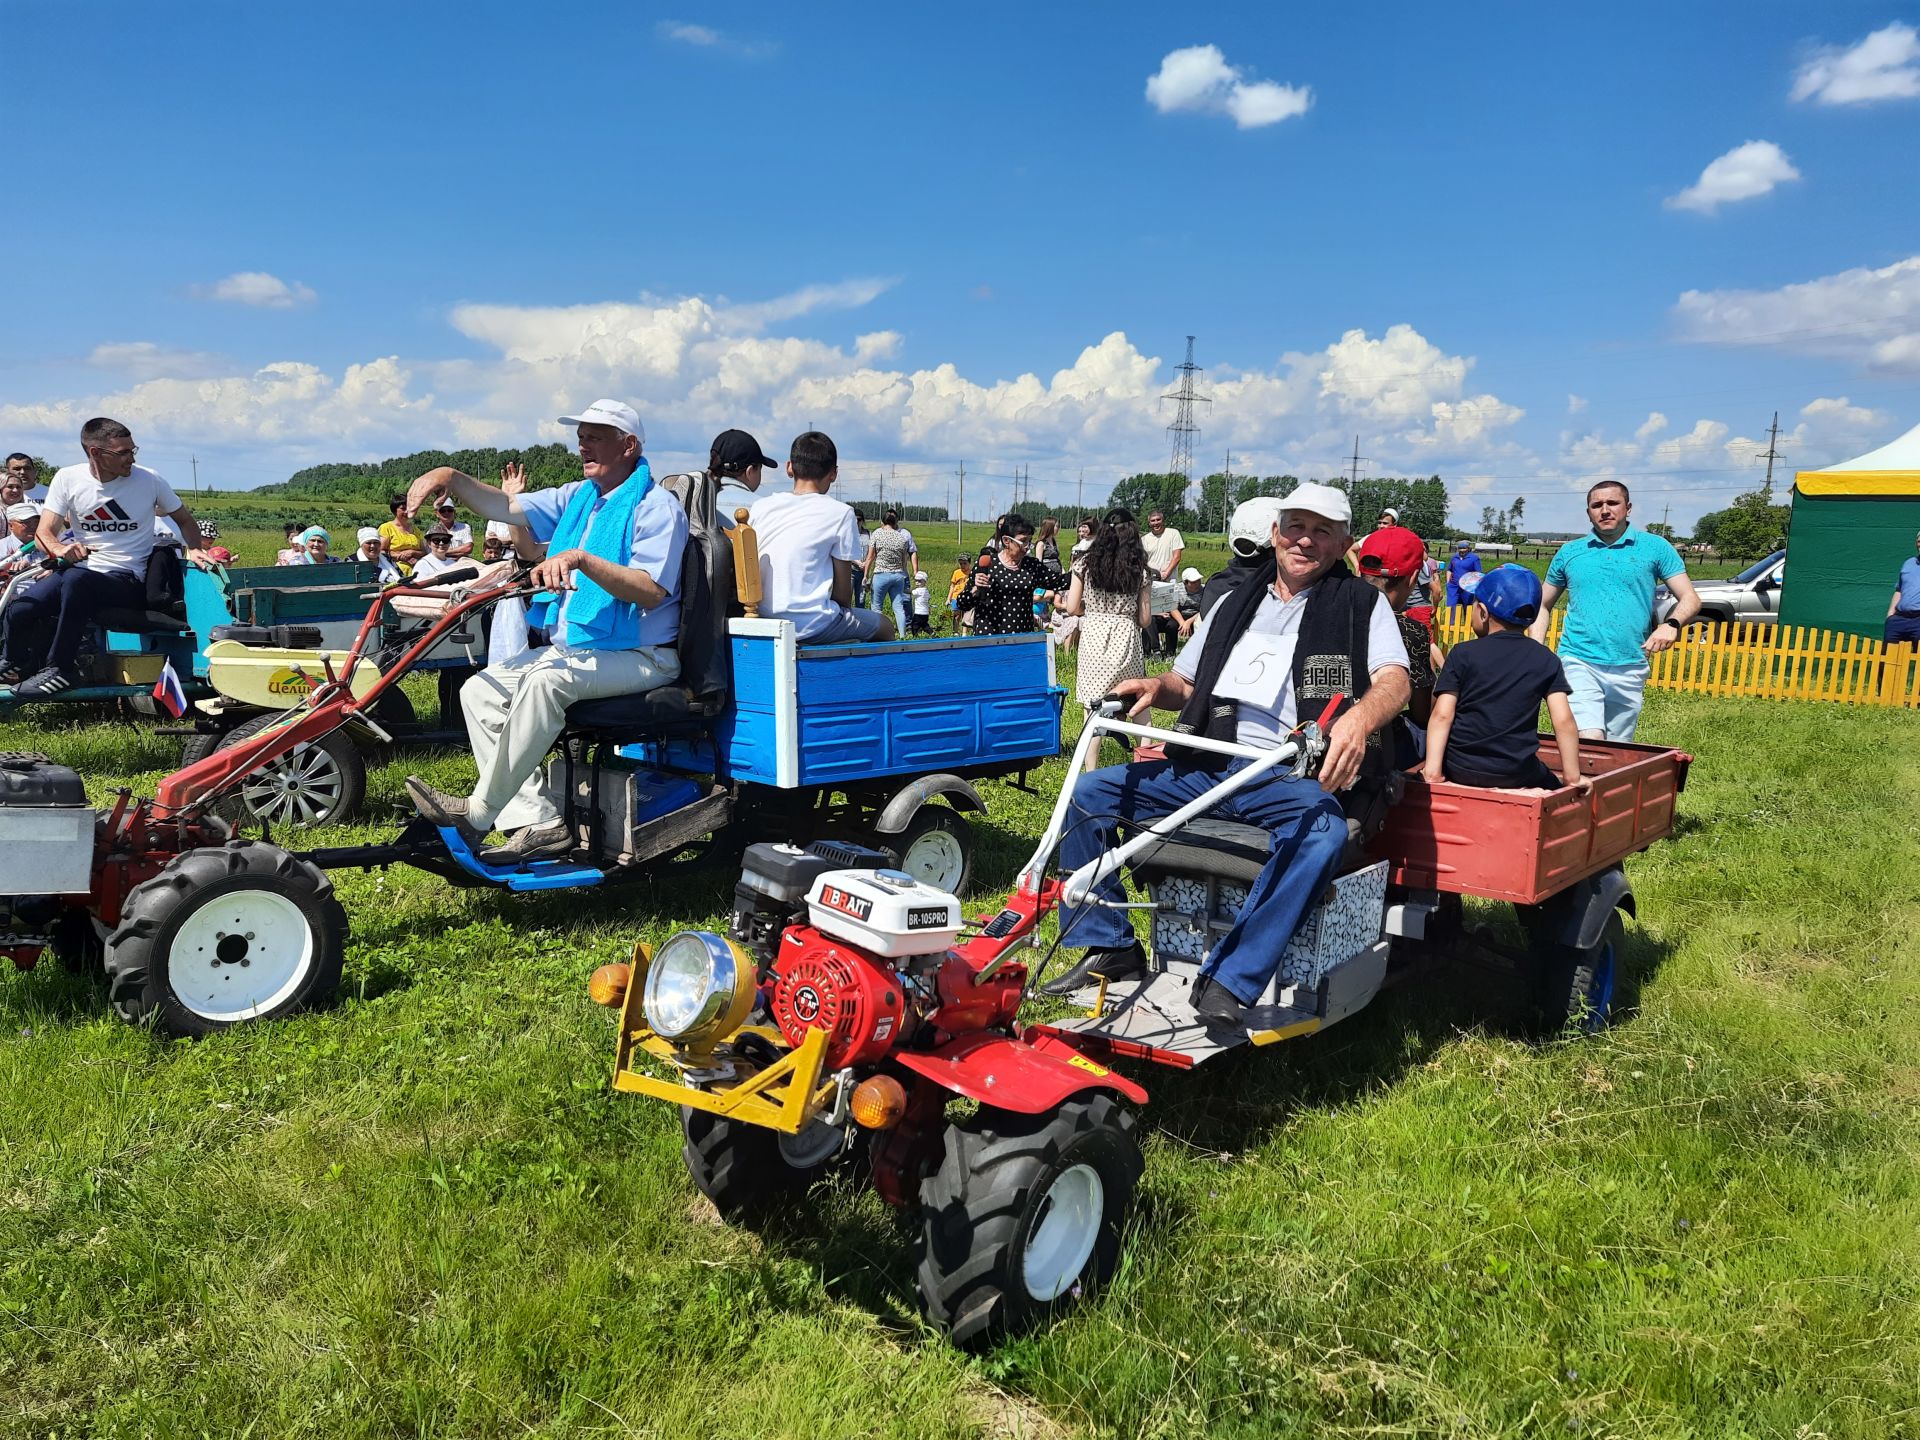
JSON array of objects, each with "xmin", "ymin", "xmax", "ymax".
[{"xmin": 1781, "ymin": 422, "xmax": 1920, "ymax": 639}]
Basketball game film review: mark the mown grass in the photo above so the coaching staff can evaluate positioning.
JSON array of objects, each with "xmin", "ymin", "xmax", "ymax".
[{"xmin": 2, "ymin": 659, "xmax": 1915, "ymax": 1437}]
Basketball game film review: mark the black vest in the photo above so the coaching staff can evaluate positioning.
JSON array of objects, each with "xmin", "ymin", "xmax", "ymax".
[{"xmin": 1173, "ymin": 558, "xmax": 1379, "ymax": 774}]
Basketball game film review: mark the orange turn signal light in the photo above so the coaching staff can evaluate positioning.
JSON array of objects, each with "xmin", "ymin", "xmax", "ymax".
[
  {"xmin": 588, "ymin": 963, "xmax": 631, "ymax": 1008},
  {"xmin": 850, "ymin": 1075, "xmax": 908, "ymax": 1130}
]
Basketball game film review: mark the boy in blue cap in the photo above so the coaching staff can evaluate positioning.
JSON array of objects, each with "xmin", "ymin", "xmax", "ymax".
[{"xmin": 1422, "ymin": 565, "xmax": 1590, "ymax": 792}]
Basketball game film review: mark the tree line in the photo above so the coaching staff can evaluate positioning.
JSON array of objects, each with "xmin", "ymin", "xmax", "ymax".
[{"xmin": 1103, "ymin": 472, "xmax": 1454, "ymax": 539}]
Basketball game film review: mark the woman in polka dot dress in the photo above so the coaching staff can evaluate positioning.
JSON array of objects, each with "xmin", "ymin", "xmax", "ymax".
[{"xmin": 955, "ymin": 513, "xmax": 1066, "ymax": 636}]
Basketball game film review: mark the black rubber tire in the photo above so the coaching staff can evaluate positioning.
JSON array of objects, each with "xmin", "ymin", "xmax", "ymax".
[
  {"xmin": 680, "ymin": 1106, "xmax": 853, "ymax": 1219},
  {"xmin": 103, "ymin": 840, "xmax": 346, "ymax": 1039},
  {"xmin": 50, "ymin": 909, "xmax": 103, "ymax": 977},
  {"xmin": 437, "ymin": 668, "xmax": 475, "ymax": 728},
  {"xmin": 916, "ymin": 1093, "xmax": 1142, "ymax": 1347},
  {"xmin": 215, "ymin": 711, "xmax": 367, "ymax": 828},
  {"xmin": 1533, "ymin": 908, "xmax": 1624, "ymax": 1035},
  {"xmin": 177, "ymin": 727, "xmax": 229, "ymax": 770},
  {"xmin": 370, "ymin": 685, "xmax": 417, "ymax": 731},
  {"xmin": 889, "ymin": 806, "xmax": 974, "ymax": 896}
]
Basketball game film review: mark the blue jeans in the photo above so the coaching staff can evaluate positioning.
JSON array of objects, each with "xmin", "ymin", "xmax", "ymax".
[
  {"xmin": 871, "ymin": 571, "xmax": 909, "ymax": 636},
  {"xmin": 1057, "ymin": 758, "xmax": 1348, "ymax": 1006}
]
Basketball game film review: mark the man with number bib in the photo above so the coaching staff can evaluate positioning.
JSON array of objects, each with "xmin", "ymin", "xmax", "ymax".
[
  {"xmin": 1043, "ymin": 484, "xmax": 1410, "ymax": 1030},
  {"xmin": 400, "ymin": 400, "xmax": 688, "ymax": 863}
]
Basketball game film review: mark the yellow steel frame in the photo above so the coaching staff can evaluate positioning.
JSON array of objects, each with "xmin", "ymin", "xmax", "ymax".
[{"xmin": 609, "ymin": 941, "xmax": 836, "ymax": 1135}]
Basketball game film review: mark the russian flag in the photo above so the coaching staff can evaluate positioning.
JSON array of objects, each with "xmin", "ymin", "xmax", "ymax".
[{"xmin": 152, "ymin": 659, "xmax": 188, "ymax": 718}]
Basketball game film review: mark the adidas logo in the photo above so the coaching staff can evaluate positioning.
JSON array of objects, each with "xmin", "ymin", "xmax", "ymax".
[{"xmin": 81, "ymin": 497, "xmax": 140, "ymax": 534}]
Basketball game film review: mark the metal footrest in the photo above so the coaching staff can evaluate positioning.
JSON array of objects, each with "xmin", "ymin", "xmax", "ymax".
[
  {"xmin": 1034, "ymin": 970, "xmax": 1323, "ymax": 1068},
  {"xmin": 435, "ymin": 824, "xmax": 606, "ymax": 892}
]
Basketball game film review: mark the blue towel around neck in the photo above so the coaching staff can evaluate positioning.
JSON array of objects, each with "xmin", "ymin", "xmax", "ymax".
[{"xmin": 527, "ymin": 458, "xmax": 654, "ymax": 648}]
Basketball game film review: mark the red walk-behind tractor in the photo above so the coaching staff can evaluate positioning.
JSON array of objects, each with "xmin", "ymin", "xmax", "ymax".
[{"xmin": 592, "ymin": 837, "xmax": 1147, "ymax": 1345}]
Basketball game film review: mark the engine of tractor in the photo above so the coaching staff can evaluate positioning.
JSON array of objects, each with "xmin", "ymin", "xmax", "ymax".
[
  {"xmin": 769, "ymin": 867, "xmax": 966, "ymax": 1068},
  {"xmin": 727, "ymin": 839, "xmax": 895, "ymax": 966}
]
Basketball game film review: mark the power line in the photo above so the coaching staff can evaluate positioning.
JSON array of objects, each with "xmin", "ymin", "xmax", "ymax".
[{"xmin": 1161, "ymin": 335, "xmax": 1210, "ymax": 503}]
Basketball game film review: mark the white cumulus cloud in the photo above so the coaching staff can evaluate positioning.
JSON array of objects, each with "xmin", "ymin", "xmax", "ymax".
[
  {"xmin": 1672, "ymin": 254, "xmax": 1920, "ymax": 372},
  {"xmin": 1791, "ymin": 22, "xmax": 1920, "ymax": 106},
  {"xmin": 192, "ymin": 271, "xmax": 318, "ymax": 308},
  {"xmin": 1145, "ymin": 44, "xmax": 1312, "ymax": 129},
  {"xmin": 1665, "ymin": 141, "xmax": 1800, "ymax": 214},
  {"xmin": 0, "ymin": 280, "xmax": 1525, "ymax": 498}
]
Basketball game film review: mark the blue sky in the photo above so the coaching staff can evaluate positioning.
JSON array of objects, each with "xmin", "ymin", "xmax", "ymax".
[{"xmin": 4, "ymin": 2, "xmax": 1918, "ymax": 530}]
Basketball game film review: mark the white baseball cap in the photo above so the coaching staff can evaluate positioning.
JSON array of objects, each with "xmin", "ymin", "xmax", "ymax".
[
  {"xmin": 1229, "ymin": 495, "xmax": 1284, "ymax": 557},
  {"xmin": 5, "ymin": 503, "xmax": 38, "ymax": 523},
  {"xmin": 1280, "ymin": 482, "xmax": 1352, "ymax": 526},
  {"xmin": 915, "ymin": 570, "xmax": 927, "ymax": 581},
  {"xmin": 1181, "ymin": 566, "xmax": 1203, "ymax": 582},
  {"xmin": 356, "ymin": 526, "xmax": 380, "ymax": 544},
  {"xmin": 557, "ymin": 398, "xmax": 645, "ymax": 445}
]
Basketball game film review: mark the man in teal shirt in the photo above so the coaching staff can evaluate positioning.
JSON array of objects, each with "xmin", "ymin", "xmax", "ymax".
[{"xmin": 1528, "ymin": 481, "xmax": 1699, "ymax": 740}]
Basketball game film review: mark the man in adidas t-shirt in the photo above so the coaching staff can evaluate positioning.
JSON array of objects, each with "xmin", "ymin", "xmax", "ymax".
[{"xmin": 0, "ymin": 416, "xmax": 212, "ymax": 696}]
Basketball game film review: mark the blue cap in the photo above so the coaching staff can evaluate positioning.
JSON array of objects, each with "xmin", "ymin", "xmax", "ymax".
[{"xmin": 1473, "ymin": 564, "xmax": 1541, "ymax": 625}]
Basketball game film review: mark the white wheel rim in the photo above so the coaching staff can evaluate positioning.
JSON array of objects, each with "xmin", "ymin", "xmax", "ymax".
[
  {"xmin": 1022, "ymin": 1162, "xmax": 1105, "ymax": 1301},
  {"xmin": 168, "ymin": 887, "xmax": 316, "ymax": 1022},
  {"xmin": 237, "ymin": 741, "xmax": 344, "ymax": 826},
  {"xmin": 902, "ymin": 825, "xmax": 966, "ymax": 892}
]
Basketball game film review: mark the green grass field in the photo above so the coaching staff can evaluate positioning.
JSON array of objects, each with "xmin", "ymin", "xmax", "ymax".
[{"xmin": 5, "ymin": 623, "xmax": 1913, "ymax": 1436}]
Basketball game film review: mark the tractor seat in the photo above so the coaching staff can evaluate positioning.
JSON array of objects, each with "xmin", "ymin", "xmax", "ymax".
[
  {"xmin": 94, "ymin": 604, "xmax": 190, "ymax": 635},
  {"xmin": 94, "ymin": 547, "xmax": 189, "ymax": 634},
  {"xmin": 1131, "ymin": 778, "xmax": 1400, "ymax": 886},
  {"xmin": 562, "ymin": 684, "xmax": 714, "ymax": 742}
]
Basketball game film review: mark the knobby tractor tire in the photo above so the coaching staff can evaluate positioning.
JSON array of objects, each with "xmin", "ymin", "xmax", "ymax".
[
  {"xmin": 889, "ymin": 805, "xmax": 974, "ymax": 896},
  {"xmin": 680, "ymin": 1107, "xmax": 855, "ymax": 1219},
  {"xmin": 103, "ymin": 840, "xmax": 347, "ymax": 1039},
  {"xmin": 916, "ymin": 1093, "xmax": 1143, "ymax": 1347},
  {"xmin": 177, "ymin": 728, "xmax": 226, "ymax": 770},
  {"xmin": 50, "ymin": 910, "xmax": 103, "ymax": 977},
  {"xmin": 1534, "ymin": 908, "xmax": 1625, "ymax": 1035},
  {"xmin": 215, "ymin": 711, "xmax": 367, "ymax": 828}
]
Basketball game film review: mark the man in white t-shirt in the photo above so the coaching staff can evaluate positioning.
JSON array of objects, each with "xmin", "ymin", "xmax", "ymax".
[
  {"xmin": 1142, "ymin": 510, "xmax": 1184, "ymax": 581},
  {"xmin": 1, "ymin": 417, "xmax": 212, "ymax": 696},
  {"xmin": 750, "ymin": 431, "xmax": 894, "ymax": 644}
]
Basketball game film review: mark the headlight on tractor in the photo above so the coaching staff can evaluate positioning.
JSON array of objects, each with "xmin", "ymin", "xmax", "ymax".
[{"xmin": 644, "ymin": 930, "xmax": 754, "ymax": 1046}]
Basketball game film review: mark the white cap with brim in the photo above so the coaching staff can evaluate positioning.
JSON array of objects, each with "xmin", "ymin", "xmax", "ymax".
[
  {"xmin": 357, "ymin": 526, "xmax": 381, "ymax": 544},
  {"xmin": 1229, "ymin": 495, "xmax": 1284, "ymax": 557},
  {"xmin": 5, "ymin": 503, "xmax": 38, "ymax": 523},
  {"xmin": 1279, "ymin": 482, "xmax": 1352, "ymax": 527},
  {"xmin": 557, "ymin": 398, "xmax": 644, "ymax": 446},
  {"xmin": 1181, "ymin": 566, "xmax": 1203, "ymax": 582}
]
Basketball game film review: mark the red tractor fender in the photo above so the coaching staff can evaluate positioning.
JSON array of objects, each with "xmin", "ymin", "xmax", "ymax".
[{"xmin": 893, "ymin": 1030, "xmax": 1147, "ymax": 1114}]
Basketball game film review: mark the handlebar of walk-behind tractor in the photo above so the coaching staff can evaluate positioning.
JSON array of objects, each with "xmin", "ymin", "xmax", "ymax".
[
  {"xmin": 152, "ymin": 567, "xmax": 540, "ymax": 816},
  {"xmin": 1022, "ymin": 692, "xmax": 1347, "ymax": 906}
]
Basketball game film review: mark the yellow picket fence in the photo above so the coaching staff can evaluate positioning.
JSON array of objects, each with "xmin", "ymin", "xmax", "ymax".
[{"xmin": 1429, "ymin": 609, "xmax": 1920, "ymax": 709}]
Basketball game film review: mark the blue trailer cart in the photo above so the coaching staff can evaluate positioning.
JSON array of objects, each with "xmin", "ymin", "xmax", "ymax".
[{"xmin": 306, "ymin": 616, "xmax": 1065, "ymax": 898}]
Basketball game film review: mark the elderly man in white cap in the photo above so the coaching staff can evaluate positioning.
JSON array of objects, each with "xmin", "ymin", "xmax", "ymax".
[
  {"xmin": 0, "ymin": 501, "xmax": 43, "ymax": 578},
  {"xmin": 1043, "ymin": 482, "xmax": 1411, "ymax": 1030},
  {"xmin": 399, "ymin": 399, "xmax": 688, "ymax": 863}
]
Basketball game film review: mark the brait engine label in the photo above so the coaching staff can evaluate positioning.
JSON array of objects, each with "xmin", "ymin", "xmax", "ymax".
[
  {"xmin": 818, "ymin": 884, "xmax": 872, "ymax": 922},
  {"xmin": 907, "ymin": 906, "xmax": 949, "ymax": 929}
]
